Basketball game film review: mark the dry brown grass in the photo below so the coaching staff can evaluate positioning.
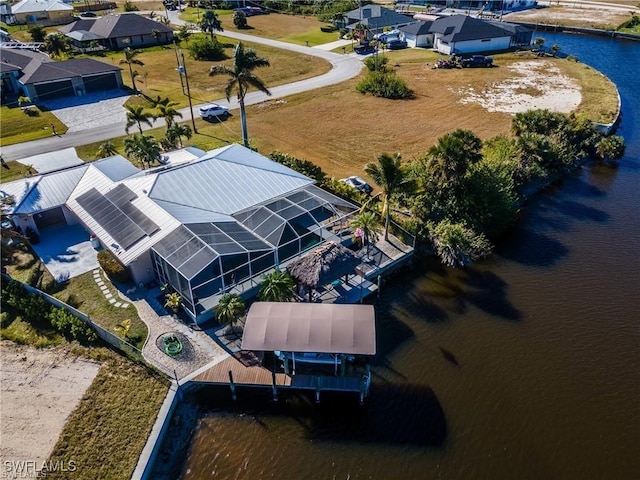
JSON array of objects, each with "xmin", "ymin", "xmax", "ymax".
[
  {"xmin": 506, "ymin": 5, "xmax": 631, "ymax": 30},
  {"xmin": 245, "ymin": 51, "xmax": 616, "ymax": 179}
]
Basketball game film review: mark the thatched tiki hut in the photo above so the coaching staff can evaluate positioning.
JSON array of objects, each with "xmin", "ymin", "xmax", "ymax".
[{"xmin": 286, "ymin": 242, "xmax": 361, "ymax": 301}]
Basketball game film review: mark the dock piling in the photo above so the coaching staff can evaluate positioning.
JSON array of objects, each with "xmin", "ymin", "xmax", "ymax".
[
  {"xmin": 228, "ymin": 370, "xmax": 237, "ymax": 401},
  {"xmin": 271, "ymin": 371, "xmax": 278, "ymax": 402}
]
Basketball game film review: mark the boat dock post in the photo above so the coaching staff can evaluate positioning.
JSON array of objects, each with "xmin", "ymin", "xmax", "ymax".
[{"xmin": 228, "ymin": 370, "xmax": 237, "ymax": 401}]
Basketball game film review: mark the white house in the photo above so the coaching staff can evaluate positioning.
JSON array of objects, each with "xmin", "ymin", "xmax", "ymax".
[
  {"xmin": 2, "ymin": 145, "xmax": 360, "ymax": 323},
  {"xmin": 429, "ymin": 14, "xmax": 526, "ymax": 55},
  {"xmin": 399, "ymin": 21, "xmax": 434, "ymax": 48}
]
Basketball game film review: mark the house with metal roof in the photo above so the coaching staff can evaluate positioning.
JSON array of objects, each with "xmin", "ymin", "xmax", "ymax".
[
  {"xmin": 8, "ymin": 0, "xmax": 73, "ymax": 26},
  {"xmin": 2, "ymin": 145, "xmax": 359, "ymax": 323},
  {"xmin": 429, "ymin": 14, "xmax": 532, "ymax": 55},
  {"xmin": 59, "ymin": 13, "xmax": 175, "ymax": 50}
]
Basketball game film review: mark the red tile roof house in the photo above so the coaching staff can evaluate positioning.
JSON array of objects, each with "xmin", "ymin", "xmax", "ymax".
[
  {"xmin": 59, "ymin": 13, "xmax": 175, "ymax": 51},
  {"xmin": 0, "ymin": 48, "xmax": 123, "ymax": 101}
]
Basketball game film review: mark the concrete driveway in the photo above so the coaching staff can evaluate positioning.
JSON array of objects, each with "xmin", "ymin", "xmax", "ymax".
[
  {"xmin": 32, "ymin": 224, "xmax": 99, "ymax": 282},
  {"xmin": 42, "ymin": 90, "xmax": 131, "ymax": 133}
]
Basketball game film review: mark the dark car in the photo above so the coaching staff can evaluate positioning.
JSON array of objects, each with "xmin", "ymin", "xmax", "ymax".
[
  {"xmin": 354, "ymin": 43, "xmax": 376, "ymax": 55},
  {"xmin": 80, "ymin": 11, "xmax": 97, "ymax": 17},
  {"xmin": 386, "ymin": 39, "xmax": 407, "ymax": 50}
]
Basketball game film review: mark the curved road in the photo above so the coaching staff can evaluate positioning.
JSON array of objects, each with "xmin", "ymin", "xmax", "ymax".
[{"xmin": 2, "ymin": 24, "xmax": 363, "ymax": 160}]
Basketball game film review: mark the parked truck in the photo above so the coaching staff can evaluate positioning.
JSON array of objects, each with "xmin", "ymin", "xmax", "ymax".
[{"xmin": 460, "ymin": 55, "xmax": 493, "ymax": 68}]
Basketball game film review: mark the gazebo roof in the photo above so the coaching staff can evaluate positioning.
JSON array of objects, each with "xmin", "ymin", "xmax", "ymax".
[{"xmin": 286, "ymin": 242, "xmax": 361, "ymax": 289}]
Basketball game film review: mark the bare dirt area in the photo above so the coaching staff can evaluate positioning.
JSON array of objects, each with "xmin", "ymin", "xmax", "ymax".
[
  {"xmin": 0, "ymin": 341, "xmax": 100, "ymax": 470},
  {"xmin": 454, "ymin": 60, "xmax": 582, "ymax": 113},
  {"xmin": 506, "ymin": 5, "xmax": 631, "ymax": 29}
]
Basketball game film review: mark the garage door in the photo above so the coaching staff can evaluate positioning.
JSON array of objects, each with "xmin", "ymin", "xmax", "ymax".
[
  {"xmin": 34, "ymin": 207, "xmax": 66, "ymax": 230},
  {"xmin": 84, "ymin": 73, "xmax": 119, "ymax": 92},
  {"xmin": 34, "ymin": 80, "xmax": 74, "ymax": 100}
]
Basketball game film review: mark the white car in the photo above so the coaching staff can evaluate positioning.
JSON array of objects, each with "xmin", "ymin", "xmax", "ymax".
[
  {"xmin": 340, "ymin": 176, "xmax": 373, "ymax": 194},
  {"xmin": 199, "ymin": 103, "xmax": 230, "ymax": 120}
]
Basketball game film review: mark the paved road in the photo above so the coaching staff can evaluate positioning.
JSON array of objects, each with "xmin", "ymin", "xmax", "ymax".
[{"xmin": 2, "ymin": 21, "xmax": 363, "ymax": 160}]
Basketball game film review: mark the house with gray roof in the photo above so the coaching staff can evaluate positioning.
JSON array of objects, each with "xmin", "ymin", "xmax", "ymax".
[
  {"xmin": 0, "ymin": 47, "xmax": 123, "ymax": 101},
  {"xmin": 399, "ymin": 21, "xmax": 434, "ymax": 48},
  {"xmin": 59, "ymin": 13, "xmax": 174, "ymax": 50},
  {"xmin": 429, "ymin": 14, "xmax": 532, "ymax": 55},
  {"xmin": 343, "ymin": 5, "xmax": 417, "ymax": 38},
  {"xmin": 2, "ymin": 144, "xmax": 360, "ymax": 323}
]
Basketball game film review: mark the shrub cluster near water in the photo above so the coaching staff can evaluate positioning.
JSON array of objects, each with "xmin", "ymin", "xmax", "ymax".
[{"xmin": 272, "ymin": 109, "xmax": 625, "ymax": 267}]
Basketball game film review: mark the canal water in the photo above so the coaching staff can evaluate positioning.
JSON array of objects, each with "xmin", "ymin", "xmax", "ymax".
[{"xmin": 176, "ymin": 35, "xmax": 639, "ymax": 479}]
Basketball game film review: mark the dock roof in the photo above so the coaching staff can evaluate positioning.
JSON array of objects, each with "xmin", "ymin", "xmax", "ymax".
[{"xmin": 242, "ymin": 302, "xmax": 376, "ymax": 355}]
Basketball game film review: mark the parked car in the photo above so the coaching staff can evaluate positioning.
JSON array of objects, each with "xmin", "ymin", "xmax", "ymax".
[
  {"xmin": 460, "ymin": 55, "xmax": 493, "ymax": 68},
  {"xmin": 386, "ymin": 39, "xmax": 408, "ymax": 50},
  {"xmin": 199, "ymin": 103, "xmax": 230, "ymax": 120},
  {"xmin": 340, "ymin": 176, "xmax": 373, "ymax": 194},
  {"xmin": 354, "ymin": 43, "xmax": 376, "ymax": 55},
  {"xmin": 233, "ymin": 6, "xmax": 267, "ymax": 16},
  {"xmin": 80, "ymin": 11, "xmax": 97, "ymax": 17}
]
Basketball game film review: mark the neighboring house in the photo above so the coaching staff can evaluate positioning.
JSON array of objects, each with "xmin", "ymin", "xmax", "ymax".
[
  {"xmin": 59, "ymin": 13, "xmax": 174, "ymax": 50},
  {"xmin": 342, "ymin": 5, "xmax": 417, "ymax": 38},
  {"xmin": 399, "ymin": 1, "xmax": 538, "ymax": 14},
  {"xmin": 8, "ymin": 0, "xmax": 74, "ymax": 26},
  {"xmin": 3, "ymin": 144, "xmax": 360, "ymax": 323},
  {"xmin": 399, "ymin": 21, "xmax": 434, "ymax": 48},
  {"xmin": 0, "ymin": 47, "xmax": 123, "ymax": 101},
  {"xmin": 429, "ymin": 14, "xmax": 531, "ymax": 55}
]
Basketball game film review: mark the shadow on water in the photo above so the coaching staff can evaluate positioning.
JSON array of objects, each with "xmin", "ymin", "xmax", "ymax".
[
  {"xmin": 187, "ymin": 383, "xmax": 447, "ymax": 448},
  {"xmin": 458, "ymin": 269, "xmax": 522, "ymax": 321},
  {"xmin": 496, "ymin": 226, "xmax": 569, "ymax": 267}
]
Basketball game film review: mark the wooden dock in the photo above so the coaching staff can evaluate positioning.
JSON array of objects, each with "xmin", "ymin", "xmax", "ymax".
[{"xmin": 191, "ymin": 352, "xmax": 369, "ymax": 400}]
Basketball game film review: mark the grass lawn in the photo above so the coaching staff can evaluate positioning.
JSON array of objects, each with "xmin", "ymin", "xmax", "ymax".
[
  {"xmin": 91, "ymin": 34, "xmax": 329, "ymax": 110},
  {"xmin": 46, "ymin": 352, "xmax": 168, "ymax": 480},
  {"xmin": 1, "ymin": 305, "xmax": 65, "ymax": 348},
  {"xmin": 0, "ymin": 161, "xmax": 37, "ymax": 182},
  {"xmin": 4, "ymin": 249, "xmax": 148, "ymax": 349},
  {"xmin": 180, "ymin": 10, "xmax": 340, "ymax": 46},
  {"xmin": 0, "ymin": 105, "xmax": 68, "ymax": 145}
]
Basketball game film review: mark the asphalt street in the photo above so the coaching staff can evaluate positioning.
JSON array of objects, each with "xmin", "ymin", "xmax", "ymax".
[{"xmin": 1, "ymin": 18, "xmax": 363, "ymax": 160}]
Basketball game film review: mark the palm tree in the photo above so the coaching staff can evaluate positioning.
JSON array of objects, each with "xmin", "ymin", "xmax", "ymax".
[
  {"xmin": 124, "ymin": 134, "xmax": 161, "ymax": 169},
  {"xmin": 364, "ymin": 153, "xmax": 413, "ymax": 240},
  {"xmin": 200, "ymin": 9, "xmax": 223, "ymax": 40},
  {"xmin": 177, "ymin": 24, "xmax": 192, "ymax": 45},
  {"xmin": 258, "ymin": 269, "xmax": 294, "ymax": 302},
  {"xmin": 114, "ymin": 319, "xmax": 132, "ymax": 340},
  {"xmin": 166, "ymin": 123, "xmax": 192, "ymax": 148},
  {"xmin": 351, "ymin": 211, "xmax": 380, "ymax": 256},
  {"xmin": 215, "ymin": 293, "xmax": 245, "ymax": 326},
  {"xmin": 164, "ymin": 292, "xmax": 182, "ymax": 313},
  {"xmin": 209, "ymin": 42, "xmax": 271, "ymax": 148},
  {"xmin": 119, "ymin": 47, "xmax": 145, "ymax": 94},
  {"xmin": 44, "ymin": 33, "xmax": 69, "ymax": 58},
  {"xmin": 125, "ymin": 105, "xmax": 154, "ymax": 134},
  {"xmin": 96, "ymin": 141, "xmax": 118, "ymax": 158},
  {"xmin": 423, "ymin": 129, "xmax": 483, "ymax": 190},
  {"xmin": 151, "ymin": 28, "xmax": 162, "ymax": 46},
  {"xmin": 155, "ymin": 99, "xmax": 183, "ymax": 129}
]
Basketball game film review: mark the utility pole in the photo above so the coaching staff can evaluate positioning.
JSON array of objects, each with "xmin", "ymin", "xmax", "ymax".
[
  {"xmin": 180, "ymin": 51, "xmax": 197, "ymax": 134},
  {"xmin": 174, "ymin": 41, "xmax": 185, "ymax": 95}
]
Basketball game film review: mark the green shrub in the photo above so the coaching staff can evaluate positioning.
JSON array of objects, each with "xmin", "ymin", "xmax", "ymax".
[
  {"xmin": 321, "ymin": 177, "xmax": 368, "ymax": 205},
  {"xmin": 123, "ymin": 1, "xmax": 138, "ymax": 11},
  {"xmin": 269, "ymin": 152, "xmax": 326, "ymax": 182},
  {"xmin": 48, "ymin": 308, "xmax": 97, "ymax": 343},
  {"xmin": 188, "ymin": 37, "xmax": 227, "ymax": 61},
  {"xmin": 356, "ymin": 71, "xmax": 413, "ymax": 99},
  {"xmin": 364, "ymin": 55, "xmax": 388, "ymax": 72},
  {"xmin": 97, "ymin": 250, "xmax": 130, "ymax": 283}
]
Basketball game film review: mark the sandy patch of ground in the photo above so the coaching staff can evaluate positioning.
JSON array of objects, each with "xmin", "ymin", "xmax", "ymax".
[
  {"xmin": 451, "ymin": 60, "xmax": 582, "ymax": 114},
  {"xmin": 0, "ymin": 342, "xmax": 101, "ymax": 471},
  {"xmin": 507, "ymin": 5, "xmax": 630, "ymax": 27}
]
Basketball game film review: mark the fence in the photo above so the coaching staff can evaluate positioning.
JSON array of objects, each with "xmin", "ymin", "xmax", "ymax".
[{"xmin": 1, "ymin": 274, "xmax": 145, "ymax": 363}]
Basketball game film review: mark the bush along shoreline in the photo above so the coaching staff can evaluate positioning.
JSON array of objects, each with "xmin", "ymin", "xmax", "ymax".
[{"xmin": 271, "ymin": 109, "xmax": 625, "ymax": 267}]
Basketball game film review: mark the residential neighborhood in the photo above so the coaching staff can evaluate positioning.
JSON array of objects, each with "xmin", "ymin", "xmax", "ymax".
[{"xmin": 0, "ymin": 1, "xmax": 637, "ymax": 480}]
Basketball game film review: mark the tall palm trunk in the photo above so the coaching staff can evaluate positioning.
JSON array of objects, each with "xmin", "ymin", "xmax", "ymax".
[{"xmin": 239, "ymin": 96, "xmax": 249, "ymax": 148}]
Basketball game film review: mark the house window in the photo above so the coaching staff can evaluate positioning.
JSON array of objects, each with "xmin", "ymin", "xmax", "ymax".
[{"xmin": 122, "ymin": 37, "xmax": 130, "ymax": 44}]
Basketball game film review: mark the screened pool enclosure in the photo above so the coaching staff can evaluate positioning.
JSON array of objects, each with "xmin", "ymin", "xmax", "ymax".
[{"xmin": 151, "ymin": 185, "xmax": 358, "ymax": 320}]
